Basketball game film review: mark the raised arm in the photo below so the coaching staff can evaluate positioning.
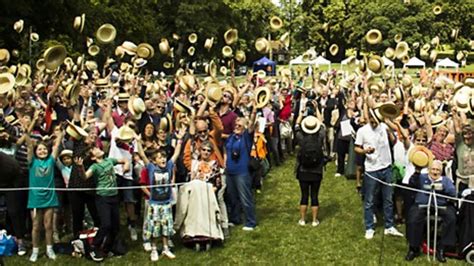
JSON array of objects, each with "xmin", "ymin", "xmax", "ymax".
[
  {"xmin": 51, "ymin": 129, "xmax": 64, "ymax": 159},
  {"xmin": 170, "ymin": 127, "xmax": 186, "ymax": 163}
]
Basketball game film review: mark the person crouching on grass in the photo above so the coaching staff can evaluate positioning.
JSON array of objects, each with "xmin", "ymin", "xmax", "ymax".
[
  {"xmin": 137, "ymin": 127, "xmax": 185, "ymax": 261},
  {"xmin": 75, "ymin": 147, "xmax": 130, "ymax": 262}
]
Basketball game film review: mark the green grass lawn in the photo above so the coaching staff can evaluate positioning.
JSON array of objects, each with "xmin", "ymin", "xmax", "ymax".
[{"xmin": 4, "ymin": 157, "xmax": 468, "ymax": 265}]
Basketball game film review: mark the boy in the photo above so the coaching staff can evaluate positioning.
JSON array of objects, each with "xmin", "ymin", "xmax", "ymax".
[
  {"xmin": 76, "ymin": 146, "xmax": 130, "ymax": 262},
  {"xmin": 137, "ymin": 128, "xmax": 185, "ymax": 261}
]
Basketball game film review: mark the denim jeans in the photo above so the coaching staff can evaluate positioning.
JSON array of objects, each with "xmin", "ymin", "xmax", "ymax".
[
  {"xmin": 364, "ymin": 167, "xmax": 394, "ymax": 230},
  {"xmin": 226, "ymin": 173, "xmax": 257, "ymax": 228}
]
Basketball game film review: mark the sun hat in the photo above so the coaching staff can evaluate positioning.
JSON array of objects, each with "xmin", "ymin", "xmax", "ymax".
[
  {"xmin": 116, "ymin": 126, "xmax": 135, "ymax": 142},
  {"xmin": 66, "ymin": 121, "xmax": 88, "ymax": 140},
  {"xmin": 301, "ymin": 115, "xmax": 321, "ymax": 134},
  {"xmin": 128, "ymin": 96, "xmax": 146, "ymax": 120},
  {"xmin": 96, "ymin": 23, "xmax": 116, "ymax": 44},
  {"xmin": 59, "ymin": 149, "xmax": 73, "ymax": 159},
  {"xmin": 255, "ymin": 86, "xmax": 271, "ymax": 109},
  {"xmin": 408, "ymin": 145, "xmax": 434, "ymax": 168}
]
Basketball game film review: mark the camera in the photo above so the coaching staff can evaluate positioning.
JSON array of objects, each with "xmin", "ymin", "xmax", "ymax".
[{"xmin": 231, "ymin": 151, "xmax": 240, "ymax": 161}]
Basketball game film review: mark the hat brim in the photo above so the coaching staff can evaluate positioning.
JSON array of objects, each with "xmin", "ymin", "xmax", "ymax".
[
  {"xmin": 378, "ymin": 103, "xmax": 400, "ymax": 120},
  {"xmin": 255, "ymin": 86, "xmax": 271, "ymax": 109},
  {"xmin": 408, "ymin": 145, "xmax": 434, "ymax": 168},
  {"xmin": 301, "ymin": 116, "xmax": 321, "ymax": 134}
]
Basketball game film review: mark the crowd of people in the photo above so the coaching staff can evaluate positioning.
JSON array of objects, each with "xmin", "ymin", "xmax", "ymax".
[{"xmin": 1, "ymin": 24, "xmax": 474, "ymax": 265}]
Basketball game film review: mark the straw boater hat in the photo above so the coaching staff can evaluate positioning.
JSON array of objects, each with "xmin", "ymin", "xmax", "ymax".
[
  {"xmin": 222, "ymin": 46, "xmax": 233, "ymax": 58},
  {"xmin": 88, "ymin": 45, "xmax": 100, "ymax": 56},
  {"xmin": 430, "ymin": 114, "xmax": 446, "ymax": 128},
  {"xmin": 368, "ymin": 55, "xmax": 384, "ymax": 74},
  {"xmin": 187, "ymin": 46, "xmax": 195, "ymax": 56},
  {"xmin": 401, "ymin": 75, "xmax": 413, "ymax": 89},
  {"xmin": 30, "ymin": 33, "xmax": 39, "ymax": 42},
  {"xmin": 453, "ymin": 86, "xmax": 472, "ymax": 113},
  {"xmin": 224, "ymin": 29, "xmax": 238, "ymax": 45},
  {"xmin": 385, "ymin": 47, "xmax": 395, "ymax": 60},
  {"xmin": 188, "ymin": 33, "xmax": 198, "ymax": 44},
  {"xmin": 220, "ymin": 66, "xmax": 228, "ymax": 76},
  {"xmin": 394, "ymin": 86, "xmax": 405, "ymax": 102},
  {"xmin": 96, "ymin": 23, "xmax": 116, "ymax": 44},
  {"xmin": 121, "ymin": 41, "xmax": 138, "ymax": 55},
  {"xmin": 378, "ymin": 102, "xmax": 400, "ymax": 119},
  {"xmin": 73, "ymin": 14, "xmax": 86, "ymax": 33},
  {"xmin": 43, "ymin": 45, "xmax": 67, "ymax": 70},
  {"xmin": 279, "ymin": 32, "xmax": 290, "ymax": 47},
  {"xmin": 0, "ymin": 49, "xmax": 10, "ymax": 64},
  {"xmin": 270, "ymin": 16, "xmax": 283, "ymax": 30},
  {"xmin": 301, "ymin": 116, "xmax": 321, "ymax": 134},
  {"xmin": 366, "ymin": 29, "xmax": 382, "ymax": 45},
  {"xmin": 206, "ymin": 82, "xmax": 222, "ymax": 102},
  {"xmin": 394, "ymin": 33, "xmax": 403, "ymax": 43},
  {"xmin": 174, "ymin": 98, "xmax": 193, "ymax": 113},
  {"xmin": 13, "ymin": 19, "xmax": 24, "ymax": 33},
  {"xmin": 116, "ymin": 126, "xmax": 135, "ymax": 142},
  {"xmin": 433, "ymin": 5, "xmax": 442, "ymax": 15},
  {"xmin": 204, "ymin": 37, "xmax": 214, "ymax": 51},
  {"xmin": 255, "ymin": 37, "xmax": 270, "ymax": 54},
  {"xmin": 64, "ymin": 83, "xmax": 81, "ymax": 105},
  {"xmin": 85, "ymin": 61, "xmax": 98, "ymax": 71},
  {"xmin": 59, "ymin": 149, "xmax": 73, "ymax": 159},
  {"xmin": 235, "ymin": 50, "xmax": 246, "ymax": 63},
  {"xmin": 395, "ymin": 41, "xmax": 409, "ymax": 60},
  {"xmin": 66, "ymin": 121, "xmax": 88, "ymax": 140},
  {"xmin": 408, "ymin": 145, "xmax": 434, "ymax": 168},
  {"xmin": 329, "ymin": 44, "xmax": 339, "ymax": 56},
  {"xmin": 0, "ymin": 73, "xmax": 15, "ymax": 95},
  {"xmin": 159, "ymin": 113, "xmax": 173, "ymax": 133},
  {"xmin": 255, "ymin": 86, "xmax": 271, "ymax": 109},
  {"xmin": 128, "ymin": 96, "xmax": 146, "ymax": 120}
]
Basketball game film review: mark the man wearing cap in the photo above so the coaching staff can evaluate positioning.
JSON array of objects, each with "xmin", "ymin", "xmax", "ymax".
[
  {"xmin": 405, "ymin": 160, "xmax": 456, "ymax": 262},
  {"xmin": 354, "ymin": 109, "xmax": 403, "ymax": 240}
]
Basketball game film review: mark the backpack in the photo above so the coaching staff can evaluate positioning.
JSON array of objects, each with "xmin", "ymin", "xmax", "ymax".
[{"xmin": 298, "ymin": 132, "xmax": 324, "ymax": 168}]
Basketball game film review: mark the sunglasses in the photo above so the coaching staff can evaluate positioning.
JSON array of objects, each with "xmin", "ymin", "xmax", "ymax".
[
  {"xmin": 201, "ymin": 148, "xmax": 212, "ymax": 153},
  {"xmin": 197, "ymin": 129, "xmax": 208, "ymax": 134},
  {"xmin": 235, "ymin": 124, "xmax": 244, "ymax": 128},
  {"xmin": 156, "ymin": 106, "xmax": 165, "ymax": 109},
  {"xmin": 223, "ymin": 94, "xmax": 232, "ymax": 99}
]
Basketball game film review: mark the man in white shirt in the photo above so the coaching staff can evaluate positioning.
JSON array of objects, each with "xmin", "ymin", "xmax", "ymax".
[{"xmin": 354, "ymin": 109, "xmax": 403, "ymax": 240}]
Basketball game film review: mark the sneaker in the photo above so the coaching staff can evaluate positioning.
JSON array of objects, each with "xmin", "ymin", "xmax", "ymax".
[
  {"xmin": 365, "ymin": 229, "xmax": 375, "ymax": 239},
  {"xmin": 228, "ymin": 222, "xmax": 236, "ymax": 227},
  {"xmin": 29, "ymin": 252, "xmax": 39, "ymax": 262},
  {"xmin": 46, "ymin": 249, "xmax": 57, "ymax": 260},
  {"xmin": 129, "ymin": 225, "xmax": 138, "ymax": 241},
  {"xmin": 384, "ymin": 227, "xmax": 404, "ymax": 237},
  {"xmin": 242, "ymin": 226, "xmax": 255, "ymax": 231},
  {"xmin": 53, "ymin": 231, "xmax": 60, "ymax": 243},
  {"xmin": 334, "ymin": 173, "xmax": 341, "ymax": 177},
  {"xmin": 143, "ymin": 242, "xmax": 152, "ymax": 252},
  {"xmin": 298, "ymin": 219, "xmax": 306, "ymax": 226},
  {"xmin": 17, "ymin": 242, "xmax": 27, "ymax": 256},
  {"xmin": 150, "ymin": 249, "xmax": 159, "ymax": 261},
  {"xmin": 161, "ymin": 249, "xmax": 176, "ymax": 259},
  {"xmin": 89, "ymin": 250, "xmax": 104, "ymax": 262},
  {"xmin": 168, "ymin": 239, "xmax": 175, "ymax": 248},
  {"xmin": 312, "ymin": 220, "xmax": 320, "ymax": 227}
]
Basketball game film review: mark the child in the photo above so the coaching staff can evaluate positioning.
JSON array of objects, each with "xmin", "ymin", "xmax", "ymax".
[
  {"xmin": 137, "ymin": 127, "xmax": 185, "ymax": 261},
  {"xmin": 53, "ymin": 149, "xmax": 74, "ymax": 243},
  {"xmin": 26, "ymin": 130, "xmax": 63, "ymax": 262},
  {"xmin": 76, "ymin": 146, "xmax": 130, "ymax": 262}
]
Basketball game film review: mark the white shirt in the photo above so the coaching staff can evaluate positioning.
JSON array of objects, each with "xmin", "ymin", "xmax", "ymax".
[
  {"xmin": 108, "ymin": 126, "xmax": 137, "ymax": 180},
  {"xmin": 355, "ymin": 123, "xmax": 392, "ymax": 172}
]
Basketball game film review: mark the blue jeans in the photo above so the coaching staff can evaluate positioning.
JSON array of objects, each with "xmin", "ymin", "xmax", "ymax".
[
  {"xmin": 226, "ymin": 172, "xmax": 257, "ymax": 228},
  {"xmin": 364, "ymin": 167, "xmax": 394, "ymax": 230}
]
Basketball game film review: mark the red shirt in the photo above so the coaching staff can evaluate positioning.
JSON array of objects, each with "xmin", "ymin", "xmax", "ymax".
[
  {"xmin": 139, "ymin": 168, "xmax": 150, "ymax": 200},
  {"xmin": 279, "ymin": 95, "xmax": 292, "ymax": 121}
]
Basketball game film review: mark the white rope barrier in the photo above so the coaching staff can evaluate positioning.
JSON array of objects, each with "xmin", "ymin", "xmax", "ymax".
[
  {"xmin": 365, "ymin": 172, "xmax": 474, "ymax": 205},
  {"xmin": 0, "ymin": 182, "xmax": 188, "ymax": 192}
]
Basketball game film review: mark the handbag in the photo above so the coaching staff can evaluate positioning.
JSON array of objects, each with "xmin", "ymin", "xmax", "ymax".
[
  {"xmin": 0, "ymin": 230, "xmax": 17, "ymax": 256},
  {"xmin": 279, "ymin": 121, "xmax": 292, "ymax": 139}
]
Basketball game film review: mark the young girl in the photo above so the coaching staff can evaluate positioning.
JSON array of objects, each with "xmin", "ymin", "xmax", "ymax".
[
  {"xmin": 53, "ymin": 149, "xmax": 73, "ymax": 242},
  {"xmin": 26, "ymin": 130, "xmax": 63, "ymax": 262},
  {"xmin": 137, "ymin": 127, "xmax": 184, "ymax": 261}
]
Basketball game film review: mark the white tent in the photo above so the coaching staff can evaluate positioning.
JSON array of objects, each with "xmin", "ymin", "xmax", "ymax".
[
  {"xmin": 313, "ymin": 56, "xmax": 331, "ymax": 69},
  {"xmin": 381, "ymin": 56, "xmax": 394, "ymax": 67},
  {"xmin": 404, "ymin": 57, "xmax": 426, "ymax": 68},
  {"xmin": 289, "ymin": 55, "xmax": 310, "ymax": 65},
  {"xmin": 435, "ymin": 58, "xmax": 459, "ymax": 71}
]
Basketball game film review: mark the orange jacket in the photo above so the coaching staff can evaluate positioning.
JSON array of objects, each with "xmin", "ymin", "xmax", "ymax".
[{"xmin": 183, "ymin": 112, "xmax": 224, "ymax": 170}]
